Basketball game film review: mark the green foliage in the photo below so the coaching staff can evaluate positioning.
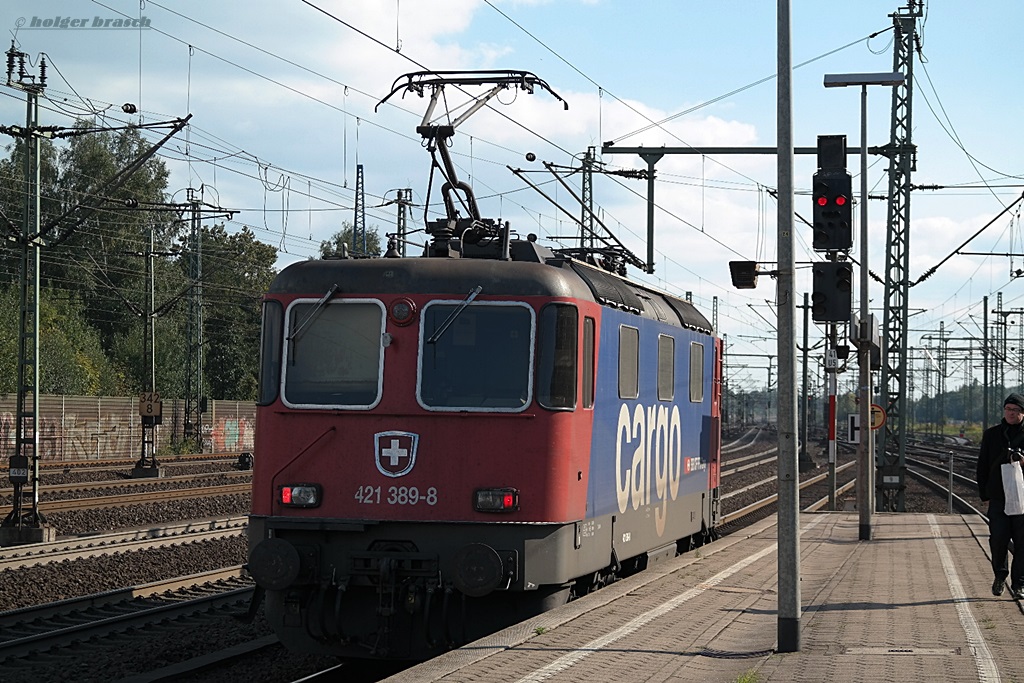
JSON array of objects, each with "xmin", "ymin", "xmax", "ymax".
[
  {"xmin": 319, "ymin": 221, "xmax": 381, "ymax": 258},
  {"xmin": 0, "ymin": 285, "xmax": 124, "ymax": 395},
  {"xmin": 156, "ymin": 437, "xmax": 200, "ymax": 457},
  {"xmin": 0, "ymin": 117, "xmax": 279, "ymax": 400},
  {"xmin": 50, "ymin": 122, "xmax": 179, "ymax": 350},
  {"xmin": 200, "ymin": 224, "xmax": 278, "ymax": 401}
]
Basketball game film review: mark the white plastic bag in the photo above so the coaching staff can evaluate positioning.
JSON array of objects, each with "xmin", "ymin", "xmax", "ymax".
[{"xmin": 1002, "ymin": 461, "xmax": 1024, "ymax": 516}]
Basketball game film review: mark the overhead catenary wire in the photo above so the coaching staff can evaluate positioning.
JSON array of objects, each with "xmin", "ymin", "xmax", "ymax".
[{"xmin": 13, "ymin": 5, "xmax": 933, "ymax": 364}]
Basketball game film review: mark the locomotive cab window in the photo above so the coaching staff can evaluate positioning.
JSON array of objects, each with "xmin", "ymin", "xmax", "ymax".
[
  {"xmin": 258, "ymin": 300, "xmax": 283, "ymax": 406},
  {"xmin": 282, "ymin": 300, "xmax": 385, "ymax": 408},
  {"xmin": 689, "ymin": 341, "xmax": 705, "ymax": 403},
  {"xmin": 419, "ymin": 301, "xmax": 534, "ymax": 411},
  {"xmin": 537, "ymin": 304, "xmax": 578, "ymax": 410},
  {"xmin": 618, "ymin": 325, "xmax": 639, "ymax": 399}
]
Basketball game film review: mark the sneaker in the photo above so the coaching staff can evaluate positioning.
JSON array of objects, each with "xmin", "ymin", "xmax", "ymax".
[
  {"xmin": 1011, "ymin": 585, "xmax": 1024, "ymax": 600},
  {"xmin": 993, "ymin": 578, "xmax": 1006, "ymax": 596}
]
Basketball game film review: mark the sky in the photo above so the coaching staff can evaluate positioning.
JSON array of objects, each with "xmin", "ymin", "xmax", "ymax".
[{"xmin": 3, "ymin": 0, "xmax": 1023, "ymax": 399}]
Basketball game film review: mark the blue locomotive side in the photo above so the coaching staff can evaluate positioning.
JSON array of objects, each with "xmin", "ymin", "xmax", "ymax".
[{"xmin": 586, "ymin": 307, "xmax": 719, "ymax": 558}]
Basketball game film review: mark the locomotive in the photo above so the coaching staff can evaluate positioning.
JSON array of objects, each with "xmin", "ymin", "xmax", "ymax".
[{"xmin": 246, "ymin": 71, "xmax": 722, "ymax": 660}]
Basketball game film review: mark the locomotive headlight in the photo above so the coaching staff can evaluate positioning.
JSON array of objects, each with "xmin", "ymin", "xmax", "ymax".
[
  {"xmin": 389, "ymin": 297, "xmax": 417, "ymax": 326},
  {"xmin": 279, "ymin": 483, "xmax": 322, "ymax": 508},
  {"xmin": 474, "ymin": 487, "xmax": 519, "ymax": 512}
]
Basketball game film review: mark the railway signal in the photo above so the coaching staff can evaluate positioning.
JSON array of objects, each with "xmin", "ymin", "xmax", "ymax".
[
  {"xmin": 811, "ymin": 261, "xmax": 853, "ymax": 322},
  {"xmin": 728, "ymin": 260, "xmax": 759, "ymax": 289},
  {"xmin": 812, "ymin": 170, "xmax": 853, "ymax": 251}
]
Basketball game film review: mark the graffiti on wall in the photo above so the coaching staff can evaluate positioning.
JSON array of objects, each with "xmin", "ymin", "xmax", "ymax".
[
  {"xmin": 0, "ymin": 397, "xmax": 256, "ymax": 462},
  {"xmin": 209, "ymin": 418, "xmax": 255, "ymax": 453},
  {"xmin": 0, "ymin": 412, "xmax": 140, "ymax": 461}
]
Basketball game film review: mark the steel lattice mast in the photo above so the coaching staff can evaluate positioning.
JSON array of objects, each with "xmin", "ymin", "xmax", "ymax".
[
  {"xmin": 354, "ymin": 163, "xmax": 365, "ymax": 253},
  {"xmin": 1, "ymin": 45, "xmax": 46, "ymax": 541},
  {"xmin": 581, "ymin": 146, "xmax": 595, "ymax": 251},
  {"xmin": 183, "ymin": 189, "xmax": 204, "ymax": 450},
  {"xmin": 878, "ymin": 1, "xmax": 922, "ymax": 512}
]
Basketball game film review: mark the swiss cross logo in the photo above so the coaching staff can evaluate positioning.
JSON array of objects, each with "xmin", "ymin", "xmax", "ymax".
[{"xmin": 374, "ymin": 431, "xmax": 418, "ymax": 477}]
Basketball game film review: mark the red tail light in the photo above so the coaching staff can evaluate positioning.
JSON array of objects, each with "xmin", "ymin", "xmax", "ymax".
[
  {"xmin": 474, "ymin": 488, "xmax": 519, "ymax": 512},
  {"xmin": 278, "ymin": 483, "xmax": 322, "ymax": 508}
]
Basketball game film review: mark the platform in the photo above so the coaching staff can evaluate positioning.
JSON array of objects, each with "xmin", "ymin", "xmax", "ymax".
[{"xmin": 388, "ymin": 512, "xmax": 1024, "ymax": 683}]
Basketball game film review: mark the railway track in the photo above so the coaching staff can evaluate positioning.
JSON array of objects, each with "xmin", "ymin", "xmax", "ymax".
[
  {"xmin": 29, "ymin": 452, "xmax": 248, "ymax": 474},
  {"xmin": 0, "ymin": 567, "xmax": 253, "ymax": 668},
  {"xmin": 0, "ymin": 469, "xmax": 251, "ymax": 499},
  {"xmin": 0, "ymin": 482, "xmax": 251, "ymax": 517},
  {"xmin": 0, "ymin": 515, "xmax": 248, "ymax": 570}
]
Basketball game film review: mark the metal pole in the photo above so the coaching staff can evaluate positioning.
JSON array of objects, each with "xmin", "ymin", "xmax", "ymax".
[
  {"xmin": 799, "ymin": 292, "xmax": 812, "ymax": 471},
  {"xmin": 150, "ymin": 224, "xmax": 156, "ymax": 391},
  {"xmin": 947, "ymin": 451, "xmax": 953, "ymax": 514},
  {"xmin": 776, "ymin": 0, "xmax": 801, "ymax": 653},
  {"xmin": 640, "ymin": 152, "xmax": 663, "ymax": 274},
  {"xmin": 857, "ymin": 84, "xmax": 873, "ymax": 539},
  {"xmin": 28, "ymin": 89, "xmax": 41, "ymax": 517},
  {"xmin": 828, "ymin": 326, "xmax": 837, "ymax": 510},
  {"xmin": 984, "ymin": 296, "xmax": 989, "ymax": 425}
]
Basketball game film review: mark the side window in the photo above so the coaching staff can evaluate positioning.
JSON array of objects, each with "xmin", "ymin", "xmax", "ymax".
[
  {"xmin": 690, "ymin": 341, "xmax": 705, "ymax": 403},
  {"xmin": 658, "ymin": 334, "xmax": 675, "ymax": 401},
  {"xmin": 618, "ymin": 325, "xmax": 639, "ymax": 399},
  {"xmin": 537, "ymin": 304, "xmax": 578, "ymax": 410},
  {"xmin": 257, "ymin": 301, "xmax": 283, "ymax": 406},
  {"xmin": 583, "ymin": 317, "xmax": 595, "ymax": 409}
]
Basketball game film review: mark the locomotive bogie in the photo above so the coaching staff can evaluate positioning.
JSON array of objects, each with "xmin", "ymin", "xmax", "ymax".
[
  {"xmin": 250, "ymin": 518, "xmax": 612, "ymax": 659},
  {"xmin": 250, "ymin": 496, "xmax": 713, "ymax": 659}
]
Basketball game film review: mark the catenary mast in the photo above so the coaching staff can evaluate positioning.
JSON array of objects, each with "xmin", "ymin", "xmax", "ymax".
[{"xmin": 878, "ymin": 1, "xmax": 922, "ymax": 512}]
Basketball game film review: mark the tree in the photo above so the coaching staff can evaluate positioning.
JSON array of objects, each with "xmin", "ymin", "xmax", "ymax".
[
  {"xmin": 49, "ymin": 120, "xmax": 179, "ymax": 351},
  {"xmin": 0, "ymin": 136, "xmax": 61, "ymax": 283},
  {"xmin": 0, "ymin": 117, "xmax": 282, "ymax": 402},
  {"xmin": 0, "ymin": 118, "xmax": 177, "ymax": 396},
  {"xmin": 0, "ymin": 284, "xmax": 124, "ymax": 395},
  {"xmin": 319, "ymin": 221, "xmax": 381, "ymax": 258},
  {"xmin": 198, "ymin": 224, "xmax": 278, "ymax": 400}
]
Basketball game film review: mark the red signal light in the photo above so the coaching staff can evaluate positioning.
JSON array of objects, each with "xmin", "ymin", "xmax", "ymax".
[
  {"xmin": 816, "ymin": 196, "xmax": 827, "ymax": 206},
  {"xmin": 835, "ymin": 195, "xmax": 847, "ymax": 206}
]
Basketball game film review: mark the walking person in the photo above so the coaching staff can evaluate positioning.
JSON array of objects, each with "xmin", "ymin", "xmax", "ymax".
[{"xmin": 977, "ymin": 393, "xmax": 1024, "ymax": 599}]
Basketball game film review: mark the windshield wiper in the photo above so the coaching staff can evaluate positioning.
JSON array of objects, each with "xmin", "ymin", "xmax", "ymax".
[
  {"xmin": 427, "ymin": 285, "xmax": 482, "ymax": 344},
  {"xmin": 288, "ymin": 284, "xmax": 339, "ymax": 342}
]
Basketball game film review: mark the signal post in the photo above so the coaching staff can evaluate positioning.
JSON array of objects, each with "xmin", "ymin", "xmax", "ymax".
[
  {"xmin": 809, "ymin": 136, "xmax": 853, "ymax": 516},
  {"xmin": 133, "ymin": 392, "xmax": 163, "ymax": 478}
]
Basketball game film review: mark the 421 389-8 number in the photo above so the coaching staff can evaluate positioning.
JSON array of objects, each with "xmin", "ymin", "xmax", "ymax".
[{"xmin": 354, "ymin": 485, "xmax": 438, "ymax": 506}]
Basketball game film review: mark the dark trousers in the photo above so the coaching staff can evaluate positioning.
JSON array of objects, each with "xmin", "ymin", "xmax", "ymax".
[{"xmin": 987, "ymin": 499, "xmax": 1024, "ymax": 586}]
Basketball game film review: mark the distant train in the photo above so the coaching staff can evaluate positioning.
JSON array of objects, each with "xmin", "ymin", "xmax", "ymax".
[{"xmin": 245, "ymin": 71, "xmax": 722, "ymax": 661}]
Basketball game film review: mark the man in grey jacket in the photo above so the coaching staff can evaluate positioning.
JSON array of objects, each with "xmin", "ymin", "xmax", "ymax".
[{"xmin": 977, "ymin": 393, "xmax": 1024, "ymax": 599}]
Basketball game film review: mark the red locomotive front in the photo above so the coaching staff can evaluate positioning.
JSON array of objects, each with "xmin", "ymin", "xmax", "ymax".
[{"xmin": 247, "ymin": 256, "xmax": 610, "ymax": 659}]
